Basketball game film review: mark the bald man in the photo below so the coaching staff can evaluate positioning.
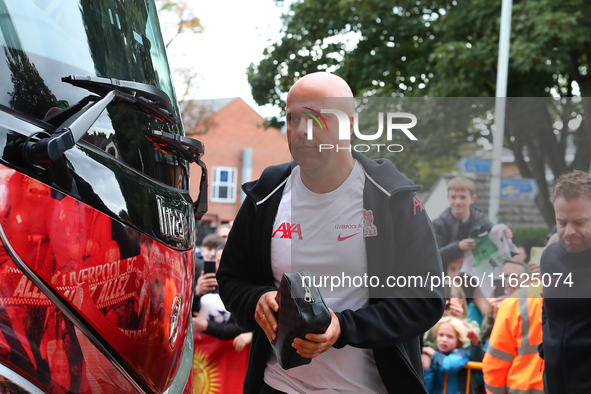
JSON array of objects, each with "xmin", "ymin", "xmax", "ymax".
[{"xmin": 218, "ymin": 73, "xmax": 445, "ymax": 394}]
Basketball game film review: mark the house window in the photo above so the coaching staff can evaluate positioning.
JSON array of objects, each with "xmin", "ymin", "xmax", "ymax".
[{"xmin": 212, "ymin": 167, "xmax": 237, "ymax": 203}]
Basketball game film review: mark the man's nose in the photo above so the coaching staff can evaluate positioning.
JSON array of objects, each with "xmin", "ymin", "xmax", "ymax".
[
  {"xmin": 564, "ymin": 223, "xmax": 576, "ymax": 236},
  {"xmin": 295, "ymin": 118, "xmax": 309, "ymax": 140}
]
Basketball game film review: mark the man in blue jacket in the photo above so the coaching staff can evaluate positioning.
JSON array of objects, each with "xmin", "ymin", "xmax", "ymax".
[{"xmin": 217, "ymin": 72, "xmax": 445, "ymax": 394}]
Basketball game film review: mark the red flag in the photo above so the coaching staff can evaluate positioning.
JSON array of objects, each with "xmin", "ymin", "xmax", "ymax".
[{"xmin": 193, "ymin": 333, "xmax": 250, "ymax": 394}]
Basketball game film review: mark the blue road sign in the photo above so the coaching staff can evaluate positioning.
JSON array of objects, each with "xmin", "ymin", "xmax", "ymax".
[
  {"xmin": 458, "ymin": 158, "xmax": 491, "ymax": 173},
  {"xmin": 500, "ymin": 178, "xmax": 539, "ymax": 200}
]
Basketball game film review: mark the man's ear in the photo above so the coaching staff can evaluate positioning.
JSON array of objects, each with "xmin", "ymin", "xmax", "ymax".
[
  {"xmin": 470, "ymin": 194, "xmax": 477, "ymax": 204},
  {"xmin": 349, "ymin": 114, "xmax": 354, "ymax": 137}
]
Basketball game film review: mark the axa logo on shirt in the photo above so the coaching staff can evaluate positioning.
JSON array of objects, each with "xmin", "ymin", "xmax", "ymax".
[
  {"xmin": 273, "ymin": 210, "xmax": 379, "ymax": 241},
  {"xmin": 272, "ymin": 222, "xmax": 303, "ymax": 240}
]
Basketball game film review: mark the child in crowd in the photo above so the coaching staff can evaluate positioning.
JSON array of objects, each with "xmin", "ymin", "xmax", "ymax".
[
  {"xmin": 423, "ymin": 286, "xmax": 485, "ymax": 393},
  {"xmin": 444, "ymin": 256, "xmax": 489, "ymax": 326},
  {"xmin": 424, "ymin": 316, "xmax": 471, "ymax": 394},
  {"xmin": 423, "ymin": 285, "xmax": 481, "ymax": 352}
]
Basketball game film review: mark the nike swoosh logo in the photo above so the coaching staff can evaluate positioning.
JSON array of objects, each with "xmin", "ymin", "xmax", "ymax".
[{"xmin": 337, "ymin": 232, "xmax": 360, "ymax": 242}]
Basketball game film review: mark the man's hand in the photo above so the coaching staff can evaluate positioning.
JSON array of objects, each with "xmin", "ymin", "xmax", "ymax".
[
  {"xmin": 192, "ymin": 313, "xmax": 208, "ymax": 332},
  {"xmin": 255, "ymin": 291, "xmax": 279, "ymax": 342},
  {"xmin": 233, "ymin": 332, "xmax": 253, "ymax": 352},
  {"xmin": 292, "ymin": 308, "xmax": 341, "ymax": 359},
  {"xmin": 195, "ymin": 271, "xmax": 217, "ymax": 296},
  {"xmin": 458, "ymin": 238, "xmax": 476, "ymax": 251}
]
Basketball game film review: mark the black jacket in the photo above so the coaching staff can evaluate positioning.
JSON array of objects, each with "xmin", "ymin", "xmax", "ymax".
[
  {"xmin": 540, "ymin": 242, "xmax": 591, "ymax": 394},
  {"xmin": 217, "ymin": 152, "xmax": 445, "ymax": 394},
  {"xmin": 432, "ymin": 206, "xmax": 493, "ymax": 267}
]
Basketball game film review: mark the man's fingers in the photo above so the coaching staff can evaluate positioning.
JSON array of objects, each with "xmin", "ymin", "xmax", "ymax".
[
  {"xmin": 292, "ymin": 309, "xmax": 340, "ymax": 359},
  {"xmin": 255, "ymin": 291, "xmax": 279, "ymax": 342},
  {"xmin": 258, "ymin": 312, "xmax": 276, "ymax": 342},
  {"xmin": 303, "ymin": 332, "xmax": 329, "ymax": 343},
  {"xmin": 266, "ymin": 296, "xmax": 279, "ymax": 312},
  {"xmin": 260, "ymin": 307, "xmax": 277, "ymax": 332},
  {"xmin": 292, "ymin": 338, "xmax": 328, "ymax": 358},
  {"xmin": 293, "ymin": 337, "xmax": 318, "ymax": 348},
  {"xmin": 255, "ymin": 312, "xmax": 273, "ymax": 341}
]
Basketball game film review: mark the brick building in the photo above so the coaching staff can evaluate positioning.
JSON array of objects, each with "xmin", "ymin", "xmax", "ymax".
[{"xmin": 183, "ymin": 98, "xmax": 291, "ymax": 233}]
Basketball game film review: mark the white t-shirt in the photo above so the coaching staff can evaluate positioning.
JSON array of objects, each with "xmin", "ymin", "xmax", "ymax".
[{"xmin": 264, "ymin": 161, "xmax": 387, "ymax": 394}]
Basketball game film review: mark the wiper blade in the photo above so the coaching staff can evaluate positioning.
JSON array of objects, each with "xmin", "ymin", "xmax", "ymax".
[
  {"xmin": 144, "ymin": 129, "xmax": 209, "ymax": 220},
  {"xmin": 144, "ymin": 130, "xmax": 204, "ymax": 163},
  {"xmin": 23, "ymin": 76, "xmax": 180, "ymax": 164},
  {"xmin": 62, "ymin": 75, "xmax": 177, "ymax": 124}
]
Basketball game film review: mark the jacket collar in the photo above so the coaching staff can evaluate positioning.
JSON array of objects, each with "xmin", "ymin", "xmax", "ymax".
[
  {"xmin": 241, "ymin": 161, "xmax": 293, "ymax": 205},
  {"xmin": 352, "ymin": 151, "xmax": 419, "ymax": 196},
  {"xmin": 242, "ymin": 152, "xmax": 420, "ymax": 204}
]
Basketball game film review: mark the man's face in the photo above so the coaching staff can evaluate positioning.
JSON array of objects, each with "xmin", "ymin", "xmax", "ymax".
[
  {"xmin": 554, "ymin": 195, "xmax": 591, "ymax": 254},
  {"xmin": 447, "ymin": 188, "xmax": 476, "ymax": 219},
  {"xmin": 286, "ymin": 97, "xmax": 352, "ymax": 172}
]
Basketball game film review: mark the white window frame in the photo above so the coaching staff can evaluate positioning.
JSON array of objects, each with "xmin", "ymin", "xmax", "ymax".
[{"xmin": 211, "ymin": 166, "xmax": 237, "ymax": 203}]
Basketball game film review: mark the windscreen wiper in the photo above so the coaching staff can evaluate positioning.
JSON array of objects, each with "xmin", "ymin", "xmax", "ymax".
[
  {"xmin": 15, "ymin": 75, "xmax": 209, "ymax": 221},
  {"xmin": 63, "ymin": 75, "xmax": 177, "ymax": 124},
  {"xmin": 144, "ymin": 129, "xmax": 208, "ymax": 220},
  {"xmin": 23, "ymin": 75, "xmax": 179, "ymax": 164}
]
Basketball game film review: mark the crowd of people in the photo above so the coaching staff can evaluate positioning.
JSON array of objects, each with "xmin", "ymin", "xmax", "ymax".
[
  {"xmin": 193, "ymin": 224, "xmax": 252, "ymax": 350},
  {"xmin": 190, "ymin": 72, "xmax": 591, "ymax": 394}
]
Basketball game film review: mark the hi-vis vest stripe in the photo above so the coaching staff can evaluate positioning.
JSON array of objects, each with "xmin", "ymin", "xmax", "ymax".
[{"xmin": 483, "ymin": 286, "xmax": 544, "ymax": 394}]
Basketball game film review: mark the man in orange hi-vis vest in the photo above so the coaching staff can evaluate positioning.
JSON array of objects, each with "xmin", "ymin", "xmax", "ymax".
[{"xmin": 483, "ymin": 283, "xmax": 544, "ymax": 394}]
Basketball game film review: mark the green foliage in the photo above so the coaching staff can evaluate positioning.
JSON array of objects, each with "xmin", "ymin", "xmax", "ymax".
[
  {"xmin": 262, "ymin": 116, "xmax": 286, "ymax": 130},
  {"xmin": 512, "ymin": 227, "xmax": 550, "ymax": 253}
]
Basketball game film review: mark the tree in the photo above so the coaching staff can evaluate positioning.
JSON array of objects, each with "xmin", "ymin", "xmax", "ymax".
[
  {"xmin": 156, "ymin": 1, "xmax": 217, "ymax": 134},
  {"xmin": 156, "ymin": 0, "xmax": 203, "ymax": 99},
  {"xmin": 248, "ymin": 0, "xmax": 591, "ymax": 226}
]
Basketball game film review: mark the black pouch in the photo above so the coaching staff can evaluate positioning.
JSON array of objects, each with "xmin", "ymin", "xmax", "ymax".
[{"xmin": 272, "ymin": 269, "xmax": 331, "ymax": 370}]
